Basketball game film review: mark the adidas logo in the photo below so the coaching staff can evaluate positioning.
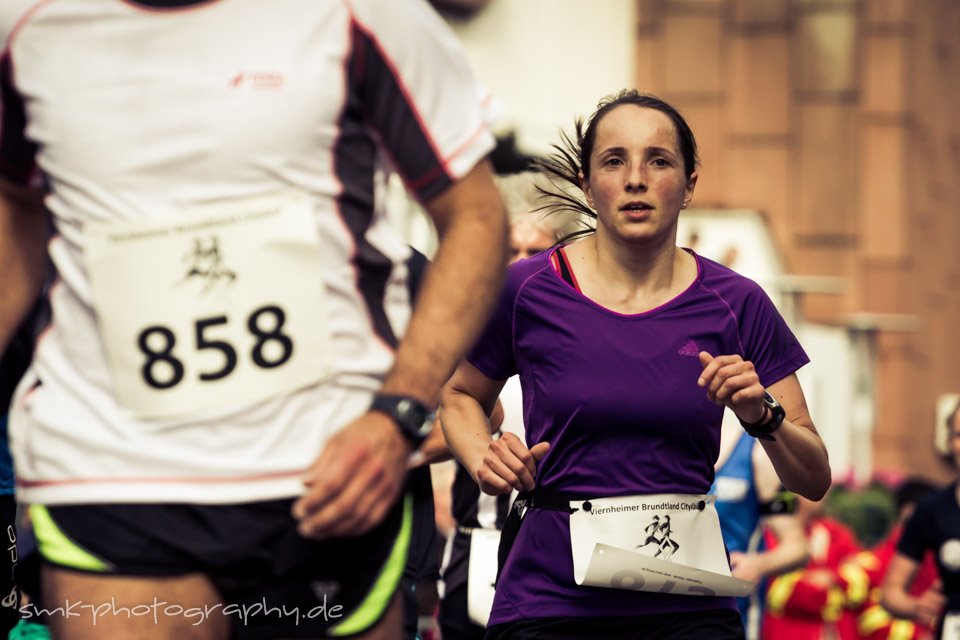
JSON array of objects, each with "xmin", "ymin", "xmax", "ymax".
[{"xmin": 678, "ymin": 340, "xmax": 700, "ymax": 357}]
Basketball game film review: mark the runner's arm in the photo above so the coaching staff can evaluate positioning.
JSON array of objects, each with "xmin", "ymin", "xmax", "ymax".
[
  {"xmin": 699, "ymin": 351, "xmax": 830, "ymax": 500},
  {"xmin": 441, "ymin": 361, "xmax": 504, "ymax": 483},
  {"xmin": 881, "ymin": 553, "xmax": 945, "ymax": 625},
  {"xmin": 293, "ymin": 159, "xmax": 508, "ymax": 538},
  {"xmin": 411, "ymin": 398, "xmax": 505, "ymax": 468},
  {"xmin": 380, "ymin": 159, "xmax": 509, "ymax": 405},
  {"xmin": 756, "ymin": 375, "xmax": 831, "ymax": 501},
  {"xmin": 442, "ymin": 361, "xmax": 548, "ymax": 495},
  {"xmin": 730, "ymin": 514, "xmax": 807, "ymax": 582}
]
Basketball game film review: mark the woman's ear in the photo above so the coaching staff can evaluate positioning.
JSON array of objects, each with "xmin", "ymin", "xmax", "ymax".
[
  {"xmin": 685, "ymin": 171, "xmax": 698, "ymax": 199},
  {"xmin": 681, "ymin": 172, "xmax": 698, "ymax": 209},
  {"xmin": 579, "ymin": 171, "xmax": 594, "ymax": 209}
]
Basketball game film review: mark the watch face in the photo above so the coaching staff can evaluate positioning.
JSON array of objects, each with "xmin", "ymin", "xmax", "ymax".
[
  {"xmin": 372, "ymin": 394, "xmax": 434, "ymax": 445},
  {"xmin": 741, "ymin": 391, "xmax": 785, "ymax": 440},
  {"xmin": 762, "ymin": 391, "xmax": 780, "ymax": 409},
  {"xmin": 399, "ymin": 400, "xmax": 434, "ymax": 434},
  {"xmin": 397, "ymin": 398, "xmax": 417, "ymax": 419},
  {"xmin": 759, "ymin": 392, "xmax": 786, "ymax": 430}
]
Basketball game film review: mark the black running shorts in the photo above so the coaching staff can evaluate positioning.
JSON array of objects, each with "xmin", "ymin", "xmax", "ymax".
[{"xmin": 28, "ymin": 494, "xmax": 411, "ymax": 639}]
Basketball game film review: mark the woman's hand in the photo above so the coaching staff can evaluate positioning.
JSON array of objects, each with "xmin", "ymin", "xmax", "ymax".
[
  {"xmin": 476, "ymin": 433, "xmax": 550, "ymax": 495},
  {"xmin": 698, "ymin": 351, "xmax": 766, "ymax": 423},
  {"xmin": 698, "ymin": 353, "xmax": 831, "ymax": 500}
]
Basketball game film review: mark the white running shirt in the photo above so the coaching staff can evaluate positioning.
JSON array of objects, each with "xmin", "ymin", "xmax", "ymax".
[{"xmin": 0, "ymin": 0, "xmax": 495, "ymax": 504}]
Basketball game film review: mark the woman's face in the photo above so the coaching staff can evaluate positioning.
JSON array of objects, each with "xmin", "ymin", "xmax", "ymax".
[
  {"xmin": 581, "ymin": 104, "xmax": 697, "ymax": 246},
  {"xmin": 509, "ymin": 222, "xmax": 554, "ymax": 264}
]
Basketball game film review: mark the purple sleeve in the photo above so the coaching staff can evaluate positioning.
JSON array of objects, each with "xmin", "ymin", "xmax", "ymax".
[
  {"xmin": 738, "ymin": 283, "xmax": 810, "ymax": 386},
  {"xmin": 465, "ymin": 265, "xmax": 523, "ymax": 381}
]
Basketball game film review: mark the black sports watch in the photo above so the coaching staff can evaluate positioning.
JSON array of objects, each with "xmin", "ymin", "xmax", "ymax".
[
  {"xmin": 370, "ymin": 394, "xmax": 436, "ymax": 448},
  {"xmin": 737, "ymin": 391, "xmax": 786, "ymax": 441}
]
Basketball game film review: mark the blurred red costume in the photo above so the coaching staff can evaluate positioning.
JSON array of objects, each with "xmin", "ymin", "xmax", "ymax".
[
  {"xmin": 764, "ymin": 516, "xmax": 862, "ymax": 640},
  {"xmin": 849, "ymin": 524, "xmax": 938, "ymax": 640}
]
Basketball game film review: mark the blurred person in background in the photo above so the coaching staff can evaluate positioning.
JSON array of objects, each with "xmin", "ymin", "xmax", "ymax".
[
  {"xmin": 760, "ymin": 477, "xmax": 940, "ymax": 640},
  {"xmin": 2, "ymin": 303, "xmax": 50, "ymax": 640},
  {"xmin": 849, "ymin": 477, "xmax": 939, "ymax": 640},
  {"xmin": 763, "ymin": 493, "xmax": 863, "ymax": 640},
  {"xmin": 0, "ymin": 306, "xmax": 42, "ymax": 638},
  {"xmin": 882, "ymin": 399, "xmax": 960, "ymax": 639},
  {"xmin": 498, "ymin": 171, "xmax": 580, "ymax": 263},
  {"xmin": 711, "ymin": 411, "xmax": 809, "ymax": 639},
  {"xmin": 441, "ymin": 89, "xmax": 830, "ymax": 640}
]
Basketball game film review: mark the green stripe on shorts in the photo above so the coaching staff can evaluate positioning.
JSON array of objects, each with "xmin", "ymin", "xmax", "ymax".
[
  {"xmin": 329, "ymin": 493, "xmax": 412, "ymax": 637},
  {"xmin": 29, "ymin": 504, "xmax": 111, "ymax": 572}
]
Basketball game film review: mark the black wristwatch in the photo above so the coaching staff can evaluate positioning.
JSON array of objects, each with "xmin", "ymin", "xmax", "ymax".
[
  {"xmin": 738, "ymin": 391, "xmax": 786, "ymax": 441},
  {"xmin": 370, "ymin": 394, "xmax": 436, "ymax": 448}
]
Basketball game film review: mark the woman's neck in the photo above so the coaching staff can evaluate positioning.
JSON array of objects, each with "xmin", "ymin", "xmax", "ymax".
[
  {"xmin": 596, "ymin": 230, "xmax": 676, "ymax": 284},
  {"xmin": 564, "ymin": 231, "xmax": 696, "ymax": 314}
]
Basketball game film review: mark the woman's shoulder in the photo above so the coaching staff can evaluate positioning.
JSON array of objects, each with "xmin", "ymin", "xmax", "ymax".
[
  {"xmin": 688, "ymin": 251, "xmax": 770, "ymax": 306},
  {"xmin": 692, "ymin": 251, "xmax": 761, "ymax": 288}
]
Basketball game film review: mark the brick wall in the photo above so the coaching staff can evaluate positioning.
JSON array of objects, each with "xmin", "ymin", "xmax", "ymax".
[{"xmin": 635, "ymin": 0, "xmax": 960, "ymax": 481}]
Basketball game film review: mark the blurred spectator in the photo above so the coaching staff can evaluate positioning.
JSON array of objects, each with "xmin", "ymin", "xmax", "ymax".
[
  {"xmin": 882, "ymin": 399, "xmax": 960, "ymax": 637},
  {"xmin": 711, "ymin": 411, "xmax": 808, "ymax": 639},
  {"xmin": 0, "ymin": 311, "xmax": 37, "ymax": 636},
  {"xmin": 763, "ymin": 494, "xmax": 862, "ymax": 640},
  {"xmin": 851, "ymin": 477, "xmax": 939, "ymax": 640}
]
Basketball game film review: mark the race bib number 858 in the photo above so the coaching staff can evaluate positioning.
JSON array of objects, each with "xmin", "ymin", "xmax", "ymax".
[{"xmin": 84, "ymin": 191, "xmax": 331, "ymax": 419}]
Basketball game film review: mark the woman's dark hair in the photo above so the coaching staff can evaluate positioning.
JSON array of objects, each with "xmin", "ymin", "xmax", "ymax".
[{"xmin": 531, "ymin": 90, "xmax": 699, "ymax": 243}]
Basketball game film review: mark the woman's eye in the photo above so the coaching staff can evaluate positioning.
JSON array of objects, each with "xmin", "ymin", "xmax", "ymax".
[{"xmin": 652, "ymin": 158, "xmax": 670, "ymax": 167}]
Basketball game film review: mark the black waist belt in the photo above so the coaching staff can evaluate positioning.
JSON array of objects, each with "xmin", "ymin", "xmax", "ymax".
[{"xmin": 495, "ymin": 488, "xmax": 587, "ymax": 586}]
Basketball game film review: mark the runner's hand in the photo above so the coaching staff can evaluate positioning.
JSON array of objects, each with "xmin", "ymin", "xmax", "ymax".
[
  {"xmin": 292, "ymin": 411, "xmax": 411, "ymax": 539},
  {"xmin": 914, "ymin": 580, "xmax": 946, "ymax": 626},
  {"xmin": 729, "ymin": 551, "xmax": 763, "ymax": 584},
  {"xmin": 475, "ymin": 432, "xmax": 549, "ymax": 495},
  {"xmin": 698, "ymin": 351, "xmax": 766, "ymax": 424}
]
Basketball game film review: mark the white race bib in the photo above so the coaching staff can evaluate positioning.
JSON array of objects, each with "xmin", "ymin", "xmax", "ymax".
[
  {"xmin": 467, "ymin": 528, "xmax": 501, "ymax": 627},
  {"xmin": 568, "ymin": 494, "xmax": 753, "ymax": 597},
  {"xmin": 84, "ymin": 191, "xmax": 331, "ymax": 418}
]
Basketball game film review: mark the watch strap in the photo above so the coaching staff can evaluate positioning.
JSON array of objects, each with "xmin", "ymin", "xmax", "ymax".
[
  {"xmin": 738, "ymin": 392, "xmax": 786, "ymax": 441},
  {"xmin": 370, "ymin": 393, "xmax": 435, "ymax": 448}
]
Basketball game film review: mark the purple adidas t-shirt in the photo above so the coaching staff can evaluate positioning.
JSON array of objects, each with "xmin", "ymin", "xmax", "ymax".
[{"xmin": 467, "ymin": 247, "xmax": 809, "ymax": 624}]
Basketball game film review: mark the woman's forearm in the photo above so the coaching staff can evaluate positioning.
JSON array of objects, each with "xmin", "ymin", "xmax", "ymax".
[
  {"xmin": 760, "ymin": 421, "xmax": 831, "ymax": 500},
  {"xmin": 440, "ymin": 385, "xmax": 496, "ymax": 483}
]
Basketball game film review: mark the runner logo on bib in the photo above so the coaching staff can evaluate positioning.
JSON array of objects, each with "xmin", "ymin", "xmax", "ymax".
[{"xmin": 84, "ymin": 191, "xmax": 331, "ymax": 419}]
